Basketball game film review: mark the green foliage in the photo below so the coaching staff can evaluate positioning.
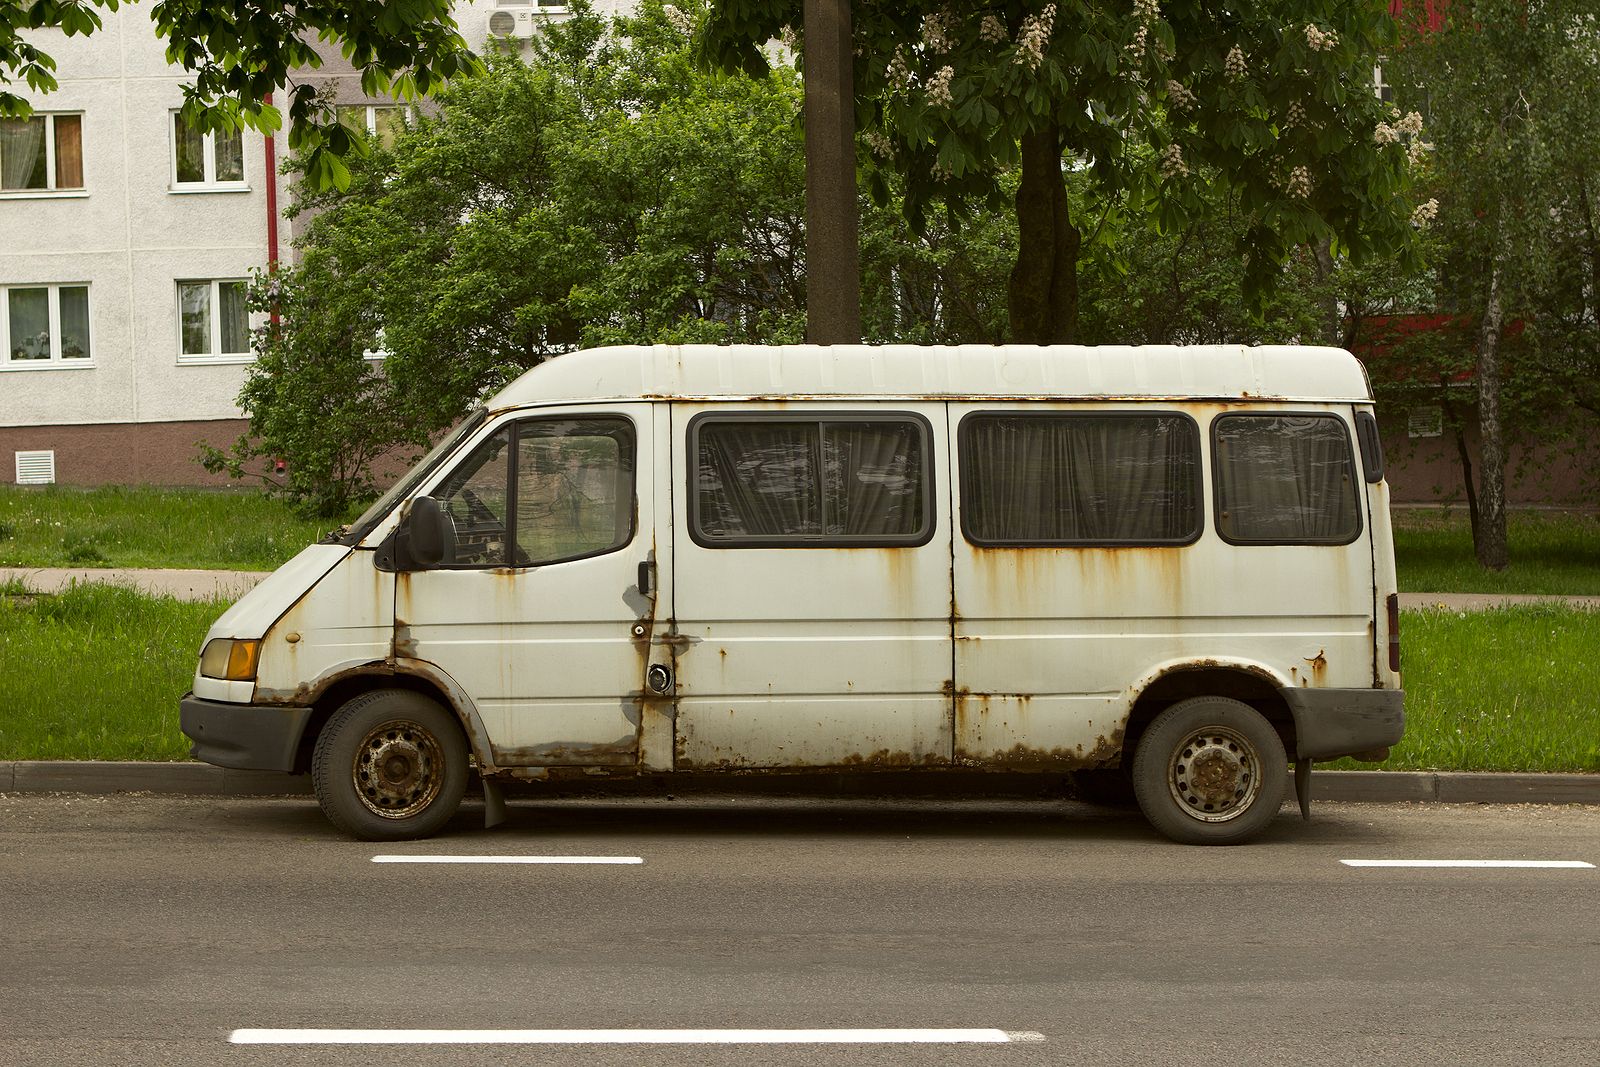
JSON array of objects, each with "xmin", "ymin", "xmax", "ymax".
[
  {"xmin": 2, "ymin": 0, "xmax": 480, "ymax": 190},
  {"xmin": 704, "ymin": 0, "xmax": 1422, "ymax": 311}
]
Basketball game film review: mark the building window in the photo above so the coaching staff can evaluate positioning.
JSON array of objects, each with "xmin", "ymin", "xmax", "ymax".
[
  {"xmin": 1, "ymin": 284, "xmax": 92, "ymax": 367},
  {"xmin": 171, "ymin": 113, "xmax": 245, "ymax": 188},
  {"xmin": 0, "ymin": 113, "xmax": 84, "ymax": 192},
  {"xmin": 690, "ymin": 414, "xmax": 932, "ymax": 547},
  {"xmin": 338, "ymin": 105, "xmax": 411, "ymax": 150},
  {"xmin": 959, "ymin": 412, "xmax": 1201, "ymax": 545},
  {"xmin": 1407, "ymin": 405, "xmax": 1443, "ymax": 439},
  {"xmin": 177, "ymin": 280, "xmax": 251, "ymax": 360}
]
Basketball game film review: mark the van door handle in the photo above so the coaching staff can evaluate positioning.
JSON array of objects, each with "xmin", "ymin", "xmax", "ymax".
[{"xmin": 638, "ymin": 560, "xmax": 654, "ymax": 596}]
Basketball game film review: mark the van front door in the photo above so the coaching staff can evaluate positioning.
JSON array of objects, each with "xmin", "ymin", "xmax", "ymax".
[
  {"xmin": 667, "ymin": 403, "xmax": 953, "ymax": 768},
  {"xmin": 395, "ymin": 405, "xmax": 666, "ymax": 768}
]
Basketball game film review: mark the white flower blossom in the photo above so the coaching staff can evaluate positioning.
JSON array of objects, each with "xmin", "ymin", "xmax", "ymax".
[
  {"xmin": 1303, "ymin": 24, "xmax": 1339, "ymax": 51},
  {"xmin": 927, "ymin": 65, "xmax": 955, "ymax": 108},
  {"xmin": 780, "ymin": 24, "xmax": 800, "ymax": 51},
  {"xmin": 1225, "ymin": 44, "xmax": 1247, "ymax": 79},
  {"xmin": 1411, "ymin": 198, "xmax": 1439, "ymax": 228},
  {"xmin": 921, "ymin": 12, "xmax": 954, "ymax": 54},
  {"xmin": 1284, "ymin": 100, "xmax": 1306, "ymax": 128},
  {"xmin": 980, "ymin": 15, "xmax": 1008, "ymax": 44},
  {"xmin": 1374, "ymin": 122, "xmax": 1400, "ymax": 145},
  {"xmin": 1014, "ymin": 4, "xmax": 1057, "ymax": 71},
  {"xmin": 932, "ymin": 160, "xmax": 955, "ymax": 182},
  {"xmin": 863, "ymin": 129, "xmax": 895, "ymax": 160},
  {"xmin": 1134, "ymin": 0, "xmax": 1160, "ymax": 21},
  {"xmin": 1397, "ymin": 110, "xmax": 1424, "ymax": 136},
  {"xmin": 1165, "ymin": 79, "xmax": 1196, "ymax": 111},
  {"xmin": 1286, "ymin": 165, "xmax": 1313, "ymax": 198},
  {"xmin": 662, "ymin": 4, "xmax": 694, "ymax": 36},
  {"xmin": 886, "ymin": 46, "xmax": 913, "ymax": 92},
  {"xmin": 1408, "ymin": 139, "xmax": 1432, "ymax": 167},
  {"xmin": 1159, "ymin": 143, "xmax": 1189, "ymax": 179},
  {"xmin": 1126, "ymin": 24, "xmax": 1148, "ymax": 60}
]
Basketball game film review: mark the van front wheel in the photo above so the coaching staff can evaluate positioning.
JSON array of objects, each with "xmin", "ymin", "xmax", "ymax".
[
  {"xmin": 311, "ymin": 689, "xmax": 469, "ymax": 841},
  {"xmin": 1131, "ymin": 697, "xmax": 1287, "ymax": 845}
]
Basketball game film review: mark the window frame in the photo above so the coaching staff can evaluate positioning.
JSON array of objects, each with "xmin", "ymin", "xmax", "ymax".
[
  {"xmin": 168, "ymin": 111, "xmax": 247, "ymax": 191},
  {"xmin": 338, "ymin": 104, "xmax": 413, "ymax": 148},
  {"xmin": 0, "ymin": 111, "xmax": 86, "ymax": 196},
  {"xmin": 1209, "ymin": 410, "xmax": 1365, "ymax": 548},
  {"xmin": 956, "ymin": 408, "xmax": 1205, "ymax": 549},
  {"xmin": 175, "ymin": 279, "xmax": 253, "ymax": 363},
  {"xmin": 431, "ymin": 414, "xmax": 639, "ymax": 570},
  {"xmin": 686, "ymin": 409, "xmax": 937, "ymax": 550},
  {"xmin": 0, "ymin": 283, "xmax": 94, "ymax": 369}
]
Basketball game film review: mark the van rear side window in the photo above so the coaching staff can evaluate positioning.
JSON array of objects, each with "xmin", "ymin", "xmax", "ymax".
[
  {"xmin": 959, "ymin": 413, "xmax": 1201, "ymax": 545},
  {"xmin": 1213, "ymin": 414, "xmax": 1360, "ymax": 544},
  {"xmin": 691, "ymin": 415, "xmax": 931, "ymax": 546}
]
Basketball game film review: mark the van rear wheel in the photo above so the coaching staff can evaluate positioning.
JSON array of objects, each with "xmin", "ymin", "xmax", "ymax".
[
  {"xmin": 311, "ymin": 689, "xmax": 468, "ymax": 841},
  {"xmin": 1131, "ymin": 697, "xmax": 1287, "ymax": 845}
]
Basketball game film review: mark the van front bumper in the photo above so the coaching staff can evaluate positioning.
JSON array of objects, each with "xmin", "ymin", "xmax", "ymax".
[
  {"xmin": 1281, "ymin": 687, "xmax": 1405, "ymax": 761},
  {"xmin": 180, "ymin": 694, "xmax": 313, "ymax": 772}
]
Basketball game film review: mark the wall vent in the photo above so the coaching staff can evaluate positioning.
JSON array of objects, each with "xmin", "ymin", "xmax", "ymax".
[{"xmin": 15, "ymin": 450, "xmax": 56, "ymax": 485}]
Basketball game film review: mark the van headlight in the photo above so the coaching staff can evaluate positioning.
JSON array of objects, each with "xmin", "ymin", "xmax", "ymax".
[{"xmin": 199, "ymin": 638, "xmax": 262, "ymax": 681}]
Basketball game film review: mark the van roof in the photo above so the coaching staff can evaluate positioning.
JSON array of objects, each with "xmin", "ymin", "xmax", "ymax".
[{"xmin": 489, "ymin": 344, "xmax": 1374, "ymax": 409}]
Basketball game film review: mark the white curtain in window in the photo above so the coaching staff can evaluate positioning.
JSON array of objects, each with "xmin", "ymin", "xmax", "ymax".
[
  {"xmin": 1214, "ymin": 416, "xmax": 1358, "ymax": 541},
  {"xmin": 0, "ymin": 117, "xmax": 45, "ymax": 190}
]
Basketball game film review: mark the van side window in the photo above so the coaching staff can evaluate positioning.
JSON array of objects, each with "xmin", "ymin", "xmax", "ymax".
[
  {"xmin": 959, "ymin": 413, "xmax": 1201, "ymax": 545},
  {"xmin": 1213, "ymin": 414, "xmax": 1360, "ymax": 544},
  {"xmin": 433, "ymin": 417, "xmax": 635, "ymax": 567},
  {"xmin": 692, "ymin": 415, "xmax": 930, "ymax": 546}
]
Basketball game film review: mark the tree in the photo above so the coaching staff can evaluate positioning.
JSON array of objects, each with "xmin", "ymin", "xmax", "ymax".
[
  {"xmin": 1388, "ymin": 0, "xmax": 1600, "ymax": 567},
  {"xmin": 2, "ymin": 0, "xmax": 479, "ymax": 188},
  {"xmin": 702, "ymin": 0, "xmax": 1422, "ymax": 343}
]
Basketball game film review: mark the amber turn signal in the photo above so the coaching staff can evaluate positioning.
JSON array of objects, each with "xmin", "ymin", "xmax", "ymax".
[{"xmin": 199, "ymin": 638, "xmax": 262, "ymax": 681}]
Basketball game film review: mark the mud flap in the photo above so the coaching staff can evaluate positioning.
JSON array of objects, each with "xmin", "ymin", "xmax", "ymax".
[
  {"xmin": 482, "ymin": 776, "xmax": 507, "ymax": 830},
  {"xmin": 1294, "ymin": 759, "xmax": 1312, "ymax": 821}
]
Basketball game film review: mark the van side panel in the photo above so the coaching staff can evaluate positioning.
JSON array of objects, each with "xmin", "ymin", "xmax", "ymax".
[{"xmin": 948, "ymin": 401, "xmax": 1375, "ymax": 766}]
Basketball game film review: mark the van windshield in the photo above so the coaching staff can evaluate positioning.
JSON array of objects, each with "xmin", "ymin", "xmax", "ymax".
[{"xmin": 325, "ymin": 408, "xmax": 490, "ymax": 546}]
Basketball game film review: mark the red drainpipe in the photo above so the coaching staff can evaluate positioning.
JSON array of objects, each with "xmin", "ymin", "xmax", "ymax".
[{"xmin": 263, "ymin": 92, "xmax": 280, "ymax": 325}]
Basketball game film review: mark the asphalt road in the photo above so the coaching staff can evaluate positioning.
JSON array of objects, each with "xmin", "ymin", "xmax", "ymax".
[{"xmin": 2, "ymin": 793, "xmax": 1598, "ymax": 1066}]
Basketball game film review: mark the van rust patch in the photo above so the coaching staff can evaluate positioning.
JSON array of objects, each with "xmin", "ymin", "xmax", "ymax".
[
  {"xmin": 492, "ymin": 736, "xmax": 638, "ymax": 766},
  {"xmin": 1304, "ymin": 649, "xmax": 1328, "ymax": 685}
]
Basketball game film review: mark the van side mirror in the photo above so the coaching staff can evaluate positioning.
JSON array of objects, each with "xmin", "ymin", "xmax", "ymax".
[{"xmin": 377, "ymin": 496, "xmax": 455, "ymax": 572}]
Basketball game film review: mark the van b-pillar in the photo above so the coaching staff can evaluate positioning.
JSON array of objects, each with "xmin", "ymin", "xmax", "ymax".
[{"xmin": 804, "ymin": 0, "xmax": 860, "ymax": 345}]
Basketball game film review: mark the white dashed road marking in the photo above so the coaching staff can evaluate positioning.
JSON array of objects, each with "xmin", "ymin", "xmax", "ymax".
[
  {"xmin": 371, "ymin": 855, "xmax": 643, "ymax": 864},
  {"xmin": 229, "ymin": 1028, "xmax": 1046, "ymax": 1045},
  {"xmin": 1341, "ymin": 859, "xmax": 1594, "ymax": 869}
]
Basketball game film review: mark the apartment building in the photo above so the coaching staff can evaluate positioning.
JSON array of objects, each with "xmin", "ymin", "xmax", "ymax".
[{"xmin": 0, "ymin": 0, "xmax": 595, "ymax": 487}]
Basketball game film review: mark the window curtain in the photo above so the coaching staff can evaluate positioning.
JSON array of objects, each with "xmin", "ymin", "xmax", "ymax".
[
  {"xmin": 823, "ymin": 423, "xmax": 922, "ymax": 536},
  {"xmin": 53, "ymin": 115, "xmax": 82, "ymax": 188},
  {"xmin": 1215, "ymin": 416, "xmax": 1357, "ymax": 541},
  {"xmin": 965, "ymin": 416, "xmax": 1197, "ymax": 542},
  {"xmin": 697, "ymin": 423, "xmax": 820, "ymax": 537},
  {"xmin": 0, "ymin": 117, "xmax": 45, "ymax": 190}
]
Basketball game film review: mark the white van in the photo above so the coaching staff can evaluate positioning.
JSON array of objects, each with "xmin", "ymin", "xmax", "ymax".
[{"xmin": 180, "ymin": 344, "xmax": 1404, "ymax": 845}]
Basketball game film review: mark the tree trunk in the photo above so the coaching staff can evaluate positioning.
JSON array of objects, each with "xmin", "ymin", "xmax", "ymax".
[
  {"xmin": 1310, "ymin": 238, "xmax": 1344, "ymax": 346},
  {"xmin": 1008, "ymin": 123, "xmax": 1078, "ymax": 343},
  {"xmin": 1439, "ymin": 385, "xmax": 1480, "ymax": 542},
  {"xmin": 1474, "ymin": 246, "xmax": 1510, "ymax": 571}
]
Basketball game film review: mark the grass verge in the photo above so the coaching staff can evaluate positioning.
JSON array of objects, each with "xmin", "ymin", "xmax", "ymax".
[
  {"xmin": 2, "ymin": 586, "xmax": 1595, "ymax": 772},
  {"xmin": 1393, "ymin": 508, "xmax": 1600, "ymax": 595},
  {"xmin": 0, "ymin": 485, "xmax": 339, "ymax": 571},
  {"xmin": 0, "ymin": 582, "xmax": 225, "ymax": 761}
]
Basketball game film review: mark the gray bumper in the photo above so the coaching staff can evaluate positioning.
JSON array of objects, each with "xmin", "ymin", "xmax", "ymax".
[
  {"xmin": 180, "ymin": 694, "xmax": 313, "ymax": 772},
  {"xmin": 1281, "ymin": 687, "xmax": 1405, "ymax": 761}
]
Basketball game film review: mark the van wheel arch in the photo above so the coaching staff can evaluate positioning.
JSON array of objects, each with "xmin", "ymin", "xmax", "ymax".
[
  {"xmin": 292, "ymin": 670, "xmax": 483, "ymax": 775},
  {"xmin": 1123, "ymin": 667, "xmax": 1296, "ymax": 768}
]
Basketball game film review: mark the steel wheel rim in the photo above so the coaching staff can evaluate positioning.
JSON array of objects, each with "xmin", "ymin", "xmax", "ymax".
[
  {"xmin": 1166, "ymin": 725, "xmax": 1262, "ymax": 823},
  {"xmin": 352, "ymin": 718, "xmax": 445, "ymax": 820}
]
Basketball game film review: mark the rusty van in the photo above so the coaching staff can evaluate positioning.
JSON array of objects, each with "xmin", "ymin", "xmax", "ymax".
[{"xmin": 179, "ymin": 344, "xmax": 1404, "ymax": 845}]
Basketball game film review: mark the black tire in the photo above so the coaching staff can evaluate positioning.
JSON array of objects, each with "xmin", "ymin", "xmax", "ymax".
[
  {"xmin": 311, "ymin": 689, "xmax": 469, "ymax": 841},
  {"xmin": 1131, "ymin": 697, "xmax": 1287, "ymax": 845}
]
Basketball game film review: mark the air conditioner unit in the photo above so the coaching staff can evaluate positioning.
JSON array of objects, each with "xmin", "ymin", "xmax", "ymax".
[{"xmin": 487, "ymin": 7, "xmax": 538, "ymax": 41}]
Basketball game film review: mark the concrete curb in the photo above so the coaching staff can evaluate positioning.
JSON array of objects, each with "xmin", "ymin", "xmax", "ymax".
[{"xmin": 1, "ymin": 763, "xmax": 1597, "ymax": 805}]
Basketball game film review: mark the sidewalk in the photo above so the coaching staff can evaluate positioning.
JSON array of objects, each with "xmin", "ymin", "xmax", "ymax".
[{"xmin": 5, "ymin": 566, "xmax": 1599, "ymax": 611}]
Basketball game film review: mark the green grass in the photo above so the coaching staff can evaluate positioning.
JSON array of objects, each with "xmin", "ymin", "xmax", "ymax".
[
  {"xmin": 1394, "ymin": 508, "xmax": 1600, "ymax": 595},
  {"xmin": 0, "ymin": 582, "xmax": 226, "ymax": 761},
  {"xmin": 0, "ymin": 485, "xmax": 340, "ymax": 571},
  {"xmin": 2, "ymin": 585, "xmax": 1594, "ymax": 772}
]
